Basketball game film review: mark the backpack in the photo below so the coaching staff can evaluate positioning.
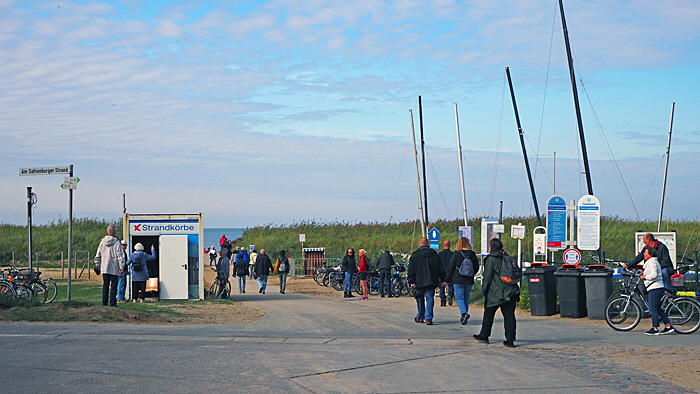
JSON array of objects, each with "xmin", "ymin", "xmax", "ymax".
[
  {"xmin": 457, "ymin": 251, "xmax": 475, "ymax": 277},
  {"xmin": 132, "ymin": 259, "xmax": 143, "ymax": 272},
  {"xmin": 500, "ymin": 255, "xmax": 521, "ymax": 285},
  {"xmin": 278, "ymin": 257, "xmax": 288, "ymax": 272}
]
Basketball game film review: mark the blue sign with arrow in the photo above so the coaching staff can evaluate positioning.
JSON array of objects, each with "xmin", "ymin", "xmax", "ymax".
[{"xmin": 428, "ymin": 227, "xmax": 440, "ymax": 249}]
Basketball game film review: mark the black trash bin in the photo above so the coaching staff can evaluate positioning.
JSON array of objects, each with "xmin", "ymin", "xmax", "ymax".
[
  {"xmin": 524, "ymin": 263, "xmax": 558, "ymax": 316},
  {"xmin": 581, "ymin": 264, "xmax": 613, "ymax": 320},
  {"xmin": 555, "ymin": 264, "xmax": 587, "ymax": 318}
]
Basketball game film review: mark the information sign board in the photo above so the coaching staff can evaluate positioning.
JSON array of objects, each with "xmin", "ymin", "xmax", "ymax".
[
  {"xmin": 546, "ymin": 195, "xmax": 567, "ymax": 250},
  {"xmin": 577, "ymin": 195, "xmax": 600, "ymax": 250}
]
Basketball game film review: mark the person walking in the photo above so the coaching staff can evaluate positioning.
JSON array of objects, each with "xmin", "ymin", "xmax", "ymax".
[
  {"xmin": 254, "ymin": 249, "xmax": 272, "ymax": 294},
  {"xmin": 626, "ymin": 233, "xmax": 675, "ymax": 290},
  {"xmin": 438, "ymin": 240, "xmax": 455, "ymax": 307},
  {"xmin": 641, "ymin": 247, "xmax": 674, "ymax": 335},
  {"xmin": 358, "ymin": 249, "xmax": 370, "ymax": 300},
  {"xmin": 341, "ymin": 248, "xmax": 357, "ymax": 298},
  {"xmin": 376, "ymin": 250, "xmax": 395, "ymax": 297},
  {"xmin": 205, "ymin": 246, "xmax": 217, "ymax": 266},
  {"xmin": 117, "ymin": 240, "xmax": 129, "ymax": 303},
  {"xmin": 474, "ymin": 238, "xmax": 520, "ymax": 348},
  {"xmin": 248, "ymin": 248, "xmax": 258, "ymax": 277},
  {"xmin": 233, "ymin": 250, "xmax": 248, "ymax": 294},
  {"xmin": 446, "ymin": 237, "xmax": 479, "ymax": 325},
  {"xmin": 127, "ymin": 243, "xmax": 157, "ymax": 303},
  {"xmin": 407, "ymin": 237, "xmax": 445, "ymax": 325},
  {"xmin": 274, "ymin": 250, "xmax": 291, "ymax": 294},
  {"xmin": 215, "ymin": 248, "xmax": 231, "ymax": 298},
  {"xmin": 94, "ymin": 224, "xmax": 125, "ymax": 307}
]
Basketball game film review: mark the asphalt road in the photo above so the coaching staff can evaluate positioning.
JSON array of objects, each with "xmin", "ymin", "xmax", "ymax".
[{"xmin": 1, "ymin": 280, "xmax": 698, "ymax": 394}]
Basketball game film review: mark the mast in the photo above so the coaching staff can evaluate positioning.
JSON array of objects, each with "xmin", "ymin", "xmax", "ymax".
[
  {"xmin": 658, "ymin": 102, "xmax": 675, "ymax": 232},
  {"xmin": 558, "ymin": 0, "xmax": 594, "ymax": 196},
  {"xmin": 418, "ymin": 95, "xmax": 428, "ymax": 232},
  {"xmin": 410, "ymin": 109, "xmax": 427, "ymax": 237},
  {"xmin": 505, "ymin": 67, "xmax": 543, "ymax": 226},
  {"xmin": 454, "ymin": 103, "xmax": 468, "ymax": 227}
]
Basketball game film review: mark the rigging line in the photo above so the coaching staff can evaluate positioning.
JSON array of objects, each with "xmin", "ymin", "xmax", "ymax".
[
  {"xmin": 639, "ymin": 154, "xmax": 665, "ymax": 214},
  {"xmin": 490, "ymin": 72, "xmax": 507, "ymax": 216},
  {"xmin": 424, "ymin": 149, "xmax": 452, "ymax": 220},
  {"xmin": 461, "ymin": 150, "xmax": 487, "ymax": 217},
  {"xmin": 579, "ymin": 79, "xmax": 641, "ymax": 220},
  {"xmin": 534, "ymin": 0, "xmax": 560, "ymax": 182},
  {"xmin": 523, "ymin": 131, "xmax": 554, "ymax": 188},
  {"xmin": 388, "ymin": 136, "xmax": 412, "ymax": 223}
]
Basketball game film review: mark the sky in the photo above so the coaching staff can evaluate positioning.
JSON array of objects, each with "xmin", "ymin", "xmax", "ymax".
[{"xmin": 1, "ymin": 0, "xmax": 699, "ymax": 229}]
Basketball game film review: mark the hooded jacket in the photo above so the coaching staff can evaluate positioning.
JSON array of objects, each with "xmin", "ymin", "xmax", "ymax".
[
  {"xmin": 127, "ymin": 249, "xmax": 156, "ymax": 282},
  {"xmin": 94, "ymin": 235, "xmax": 125, "ymax": 276},
  {"xmin": 482, "ymin": 249, "xmax": 520, "ymax": 308},
  {"xmin": 407, "ymin": 246, "xmax": 444, "ymax": 289}
]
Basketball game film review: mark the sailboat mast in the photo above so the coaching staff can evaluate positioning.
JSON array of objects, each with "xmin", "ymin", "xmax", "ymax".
[
  {"xmin": 559, "ymin": 0, "xmax": 594, "ymax": 196},
  {"xmin": 454, "ymin": 103, "xmax": 468, "ymax": 227},
  {"xmin": 658, "ymin": 102, "xmax": 675, "ymax": 232},
  {"xmin": 505, "ymin": 67, "xmax": 543, "ymax": 226},
  {"xmin": 419, "ymin": 95, "xmax": 429, "ymax": 231},
  {"xmin": 410, "ymin": 109, "xmax": 427, "ymax": 237}
]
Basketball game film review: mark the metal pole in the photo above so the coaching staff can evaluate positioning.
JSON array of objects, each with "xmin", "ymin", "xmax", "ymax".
[
  {"xmin": 657, "ymin": 102, "xmax": 675, "ymax": 232},
  {"xmin": 454, "ymin": 103, "xmax": 468, "ymax": 227},
  {"xmin": 410, "ymin": 110, "xmax": 426, "ymax": 237},
  {"xmin": 67, "ymin": 164, "xmax": 73, "ymax": 300},
  {"xmin": 559, "ymin": 0, "xmax": 594, "ymax": 196},
  {"xmin": 553, "ymin": 151, "xmax": 557, "ymax": 195},
  {"xmin": 418, "ymin": 95, "xmax": 429, "ymax": 233},
  {"xmin": 27, "ymin": 187, "xmax": 33, "ymax": 271},
  {"xmin": 505, "ymin": 67, "xmax": 543, "ymax": 226}
]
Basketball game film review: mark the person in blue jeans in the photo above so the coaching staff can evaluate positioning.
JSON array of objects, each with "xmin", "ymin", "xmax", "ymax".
[
  {"xmin": 117, "ymin": 240, "xmax": 129, "ymax": 302},
  {"xmin": 341, "ymin": 248, "xmax": 357, "ymax": 298},
  {"xmin": 407, "ymin": 238, "xmax": 445, "ymax": 325},
  {"xmin": 641, "ymin": 247, "xmax": 674, "ymax": 335},
  {"xmin": 446, "ymin": 237, "xmax": 480, "ymax": 325}
]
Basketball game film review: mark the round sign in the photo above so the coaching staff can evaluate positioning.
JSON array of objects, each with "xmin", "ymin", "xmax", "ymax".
[{"xmin": 563, "ymin": 248, "xmax": 581, "ymax": 265}]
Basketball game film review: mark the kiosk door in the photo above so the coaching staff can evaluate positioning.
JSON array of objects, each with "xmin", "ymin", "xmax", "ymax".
[{"xmin": 159, "ymin": 235, "xmax": 189, "ymax": 299}]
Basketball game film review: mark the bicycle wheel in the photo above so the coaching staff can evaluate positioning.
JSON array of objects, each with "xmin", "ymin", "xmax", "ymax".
[
  {"xmin": 391, "ymin": 279, "xmax": 402, "ymax": 298},
  {"xmin": 30, "ymin": 282, "xmax": 48, "ymax": 304},
  {"xmin": 322, "ymin": 274, "xmax": 329, "ymax": 287},
  {"xmin": 369, "ymin": 279, "xmax": 380, "ymax": 295},
  {"xmin": 41, "ymin": 278, "xmax": 58, "ymax": 303},
  {"xmin": 209, "ymin": 282, "xmax": 222, "ymax": 299},
  {"xmin": 331, "ymin": 277, "xmax": 344, "ymax": 291},
  {"xmin": 0, "ymin": 281, "xmax": 17, "ymax": 305},
  {"xmin": 353, "ymin": 277, "xmax": 362, "ymax": 295},
  {"xmin": 666, "ymin": 298, "xmax": 700, "ymax": 334},
  {"xmin": 313, "ymin": 271, "xmax": 323, "ymax": 286},
  {"xmin": 224, "ymin": 280, "xmax": 231, "ymax": 299},
  {"xmin": 605, "ymin": 296, "xmax": 642, "ymax": 331},
  {"xmin": 400, "ymin": 278, "xmax": 410, "ymax": 296},
  {"xmin": 14, "ymin": 284, "xmax": 33, "ymax": 301}
]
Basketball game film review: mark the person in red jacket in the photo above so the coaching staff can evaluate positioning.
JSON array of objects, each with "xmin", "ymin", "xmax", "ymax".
[{"xmin": 358, "ymin": 249, "xmax": 370, "ymax": 300}]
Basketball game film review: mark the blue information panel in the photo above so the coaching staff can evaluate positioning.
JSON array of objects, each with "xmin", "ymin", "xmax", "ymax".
[
  {"xmin": 428, "ymin": 227, "xmax": 440, "ymax": 249},
  {"xmin": 546, "ymin": 195, "xmax": 567, "ymax": 250}
]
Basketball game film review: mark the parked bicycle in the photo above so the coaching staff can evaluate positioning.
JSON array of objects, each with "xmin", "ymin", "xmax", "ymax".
[
  {"xmin": 1, "ymin": 265, "xmax": 50, "ymax": 304},
  {"xmin": 390, "ymin": 263, "xmax": 409, "ymax": 297},
  {"xmin": 605, "ymin": 265, "xmax": 700, "ymax": 333},
  {"xmin": 208, "ymin": 267, "xmax": 231, "ymax": 299}
]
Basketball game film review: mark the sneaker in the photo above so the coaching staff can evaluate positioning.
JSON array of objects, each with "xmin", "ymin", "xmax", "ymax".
[
  {"xmin": 425, "ymin": 319, "xmax": 433, "ymax": 325},
  {"xmin": 660, "ymin": 326, "xmax": 675, "ymax": 335},
  {"xmin": 117, "ymin": 300, "xmax": 126, "ymax": 303},
  {"xmin": 133, "ymin": 299, "xmax": 137, "ymax": 303},
  {"xmin": 473, "ymin": 334, "xmax": 489, "ymax": 344},
  {"xmin": 460, "ymin": 313, "xmax": 470, "ymax": 325},
  {"xmin": 503, "ymin": 341, "xmax": 516, "ymax": 348},
  {"xmin": 447, "ymin": 296, "xmax": 454, "ymax": 306},
  {"xmin": 645, "ymin": 328, "xmax": 660, "ymax": 336},
  {"xmin": 259, "ymin": 288, "xmax": 263, "ymax": 293},
  {"xmin": 414, "ymin": 317, "xmax": 424, "ymax": 323}
]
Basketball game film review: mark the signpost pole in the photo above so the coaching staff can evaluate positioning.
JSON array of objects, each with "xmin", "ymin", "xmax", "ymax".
[
  {"xmin": 27, "ymin": 187, "xmax": 33, "ymax": 271},
  {"xmin": 67, "ymin": 165, "xmax": 73, "ymax": 300}
]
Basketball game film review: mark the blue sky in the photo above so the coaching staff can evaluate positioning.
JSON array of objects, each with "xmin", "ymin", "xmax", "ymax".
[{"xmin": 1, "ymin": 0, "xmax": 699, "ymax": 228}]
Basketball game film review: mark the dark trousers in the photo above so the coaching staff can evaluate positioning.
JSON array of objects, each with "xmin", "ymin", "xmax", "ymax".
[
  {"xmin": 439, "ymin": 283, "xmax": 454, "ymax": 305},
  {"xmin": 478, "ymin": 296, "xmax": 518, "ymax": 344},
  {"xmin": 102, "ymin": 274, "xmax": 119, "ymax": 306},
  {"xmin": 379, "ymin": 269, "xmax": 391, "ymax": 296},
  {"xmin": 133, "ymin": 280, "xmax": 146, "ymax": 301}
]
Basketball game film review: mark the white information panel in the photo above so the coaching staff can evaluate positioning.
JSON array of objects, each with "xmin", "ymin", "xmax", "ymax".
[{"xmin": 577, "ymin": 195, "xmax": 600, "ymax": 250}]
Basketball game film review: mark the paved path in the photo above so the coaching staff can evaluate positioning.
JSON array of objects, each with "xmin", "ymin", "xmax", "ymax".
[{"xmin": 1, "ymin": 280, "xmax": 698, "ymax": 393}]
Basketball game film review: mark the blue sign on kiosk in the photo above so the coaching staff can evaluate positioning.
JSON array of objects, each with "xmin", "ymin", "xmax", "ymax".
[{"xmin": 428, "ymin": 227, "xmax": 440, "ymax": 249}]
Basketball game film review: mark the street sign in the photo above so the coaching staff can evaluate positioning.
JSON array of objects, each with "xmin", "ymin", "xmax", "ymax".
[
  {"xmin": 458, "ymin": 226, "xmax": 472, "ymax": 243},
  {"xmin": 546, "ymin": 195, "xmax": 567, "ymax": 250},
  {"xmin": 60, "ymin": 176, "xmax": 80, "ymax": 190},
  {"xmin": 533, "ymin": 232, "xmax": 546, "ymax": 255},
  {"xmin": 511, "ymin": 225, "xmax": 526, "ymax": 239},
  {"xmin": 19, "ymin": 166, "xmax": 71, "ymax": 176},
  {"xmin": 480, "ymin": 218, "xmax": 499, "ymax": 256},
  {"xmin": 563, "ymin": 248, "xmax": 581, "ymax": 265},
  {"xmin": 577, "ymin": 195, "xmax": 600, "ymax": 250},
  {"xmin": 428, "ymin": 227, "xmax": 440, "ymax": 249},
  {"xmin": 299, "ymin": 234, "xmax": 306, "ymax": 243}
]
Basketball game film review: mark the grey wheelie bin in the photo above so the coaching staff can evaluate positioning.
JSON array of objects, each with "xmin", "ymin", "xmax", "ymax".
[
  {"xmin": 524, "ymin": 263, "xmax": 558, "ymax": 316},
  {"xmin": 555, "ymin": 264, "xmax": 587, "ymax": 318},
  {"xmin": 581, "ymin": 264, "xmax": 613, "ymax": 320}
]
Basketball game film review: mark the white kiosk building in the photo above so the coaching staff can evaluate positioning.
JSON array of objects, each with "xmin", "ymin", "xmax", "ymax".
[{"xmin": 123, "ymin": 213, "xmax": 205, "ymax": 300}]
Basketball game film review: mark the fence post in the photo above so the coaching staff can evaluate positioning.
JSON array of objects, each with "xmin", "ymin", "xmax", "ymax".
[
  {"xmin": 61, "ymin": 251, "xmax": 64, "ymax": 278},
  {"xmin": 74, "ymin": 251, "xmax": 78, "ymax": 279}
]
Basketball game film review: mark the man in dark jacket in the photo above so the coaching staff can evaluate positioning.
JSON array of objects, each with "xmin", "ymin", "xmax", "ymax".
[
  {"xmin": 407, "ymin": 238, "xmax": 445, "ymax": 325},
  {"xmin": 254, "ymin": 249, "xmax": 272, "ymax": 294},
  {"xmin": 625, "ymin": 233, "xmax": 674, "ymax": 289},
  {"xmin": 437, "ymin": 240, "xmax": 454, "ymax": 307},
  {"xmin": 376, "ymin": 250, "xmax": 395, "ymax": 297}
]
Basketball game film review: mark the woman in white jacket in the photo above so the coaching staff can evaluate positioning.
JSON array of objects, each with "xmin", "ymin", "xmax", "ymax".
[{"xmin": 640, "ymin": 247, "xmax": 674, "ymax": 335}]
